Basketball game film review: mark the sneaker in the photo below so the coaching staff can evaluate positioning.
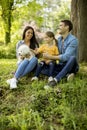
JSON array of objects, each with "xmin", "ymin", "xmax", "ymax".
[
  {"xmin": 9, "ymin": 78, "xmax": 17, "ymax": 89},
  {"xmin": 31, "ymin": 76, "xmax": 38, "ymax": 81},
  {"xmin": 48, "ymin": 80, "xmax": 57, "ymax": 87},
  {"xmin": 67, "ymin": 73, "xmax": 75, "ymax": 82},
  {"xmin": 44, "ymin": 79, "xmax": 57, "ymax": 90},
  {"xmin": 45, "ymin": 78, "xmax": 57, "ymax": 88},
  {"xmin": 48, "ymin": 76, "xmax": 54, "ymax": 82},
  {"xmin": 6, "ymin": 79, "xmax": 12, "ymax": 85}
]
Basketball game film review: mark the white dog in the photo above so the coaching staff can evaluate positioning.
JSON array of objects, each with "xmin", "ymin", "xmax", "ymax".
[{"xmin": 17, "ymin": 44, "xmax": 35, "ymax": 65}]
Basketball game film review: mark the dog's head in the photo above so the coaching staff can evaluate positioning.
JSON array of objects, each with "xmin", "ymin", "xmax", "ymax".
[{"xmin": 18, "ymin": 44, "xmax": 30, "ymax": 56}]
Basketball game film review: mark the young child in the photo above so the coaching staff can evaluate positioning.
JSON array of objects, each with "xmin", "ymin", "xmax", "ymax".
[{"xmin": 31, "ymin": 31, "xmax": 59, "ymax": 82}]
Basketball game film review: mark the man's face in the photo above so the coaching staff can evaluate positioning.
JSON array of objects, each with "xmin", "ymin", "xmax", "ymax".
[{"xmin": 58, "ymin": 22, "xmax": 69, "ymax": 35}]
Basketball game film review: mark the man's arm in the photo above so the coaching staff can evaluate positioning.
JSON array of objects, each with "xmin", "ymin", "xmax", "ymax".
[
  {"xmin": 43, "ymin": 38, "xmax": 78, "ymax": 62},
  {"xmin": 59, "ymin": 39, "xmax": 78, "ymax": 62},
  {"xmin": 43, "ymin": 53, "xmax": 60, "ymax": 60}
]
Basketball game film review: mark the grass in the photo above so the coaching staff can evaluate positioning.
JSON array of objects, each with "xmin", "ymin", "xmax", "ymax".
[{"xmin": 0, "ymin": 59, "xmax": 87, "ymax": 130}]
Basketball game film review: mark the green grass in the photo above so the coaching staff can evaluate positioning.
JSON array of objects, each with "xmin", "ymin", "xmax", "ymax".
[{"xmin": 0, "ymin": 59, "xmax": 87, "ymax": 130}]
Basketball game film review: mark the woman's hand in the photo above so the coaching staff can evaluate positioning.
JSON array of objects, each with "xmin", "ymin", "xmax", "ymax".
[
  {"xmin": 30, "ymin": 48, "xmax": 38, "ymax": 55},
  {"xmin": 20, "ymin": 55, "xmax": 25, "ymax": 60}
]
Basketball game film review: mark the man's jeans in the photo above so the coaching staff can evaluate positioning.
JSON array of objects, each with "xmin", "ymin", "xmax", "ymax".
[
  {"xmin": 41, "ymin": 56, "xmax": 79, "ymax": 82},
  {"xmin": 15, "ymin": 57, "xmax": 38, "ymax": 79}
]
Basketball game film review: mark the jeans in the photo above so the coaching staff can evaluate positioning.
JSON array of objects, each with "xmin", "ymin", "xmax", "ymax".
[
  {"xmin": 41, "ymin": 56, "xmax": 79, "ymax": 82},
  {"xmin": 15, "ymin": 57, "xmax": 38, "ymax": 79},
  {"xmin": 35, "ymin": 61, "xmax": 55, "ymax": 77}
]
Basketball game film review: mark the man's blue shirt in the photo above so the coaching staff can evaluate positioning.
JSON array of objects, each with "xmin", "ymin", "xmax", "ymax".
[{"xmin": 58, "ymin": 33, "xmax": 79, "ymax": 62}]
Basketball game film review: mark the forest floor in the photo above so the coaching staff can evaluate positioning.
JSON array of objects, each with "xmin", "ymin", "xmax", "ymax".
[{"xmin": 0, "ymin": 59, "xmax": 87, "ymax": 130}]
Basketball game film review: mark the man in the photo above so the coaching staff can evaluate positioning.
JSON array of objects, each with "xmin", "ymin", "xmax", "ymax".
[{"xmin": 42, "ymin": 20, "xmax": 79, "ymax": 87}]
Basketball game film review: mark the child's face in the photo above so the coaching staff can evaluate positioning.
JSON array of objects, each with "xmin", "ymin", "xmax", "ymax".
[{"xmin": 44, "ymin": 34, "xmax": 53, "ymax": 43}]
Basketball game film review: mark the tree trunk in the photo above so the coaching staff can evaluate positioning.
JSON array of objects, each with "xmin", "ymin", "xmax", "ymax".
[
  {"xmin": 1, "ymin": 0, "xmax": 14, "ymax": 45},
  {"xmin": 4, "ymin": 10, "xmax": 11, "ymax": 44},
  {"xmin": 71, "ymin": 0, "xmax": 87, "ymax": 62},
  {"xmin": 78, "ymin": 0, "xmax": 87, "ymax": 62},
  {"xmin": 71, "ymin": 0, "xmax": 78, "ymax": 37}
]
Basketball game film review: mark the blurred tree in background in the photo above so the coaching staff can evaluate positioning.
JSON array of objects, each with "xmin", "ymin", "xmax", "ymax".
[
  {"xmin": 0, "ymin": 0, "xmax": 14, "ymax": 44},
  {"xmin": 0, "ymin": 0, "xmax": 71, "ymax": 45},
  {"xmin": 0, "ymin": 0, "xmax": 44, "ymax": 45}
]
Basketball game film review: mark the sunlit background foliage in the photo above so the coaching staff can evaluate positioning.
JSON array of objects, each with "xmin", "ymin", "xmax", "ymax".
[{"xmin": 0, "ymin": 0, "xmax": 71, "ymax": 45}]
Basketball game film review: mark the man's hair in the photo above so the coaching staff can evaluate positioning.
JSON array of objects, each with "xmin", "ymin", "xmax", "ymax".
[{"xmin": 61, "ymin": 20, "xmax": 73, "ymax": 32}]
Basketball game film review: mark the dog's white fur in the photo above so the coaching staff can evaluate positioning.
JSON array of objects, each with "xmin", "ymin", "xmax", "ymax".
[{"xmin": 17, "ymin": 44, "xmax": 35, "ymax": 65}]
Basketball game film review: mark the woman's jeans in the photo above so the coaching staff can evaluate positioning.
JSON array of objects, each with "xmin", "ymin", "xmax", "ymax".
[
  {"xmin": 41, "ymin": 56, "xmax": 79, "ymax": 82},
  {"xmin": 15, "ymin": 57, "xmax": 37, "ymax": 79}
]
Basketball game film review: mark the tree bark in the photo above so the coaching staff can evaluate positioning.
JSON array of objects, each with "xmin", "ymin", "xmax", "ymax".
[
  {"xmin": 3, "ymin": 9, "xmax": 12, "ymax": 44},
  {"xmin": 78, "ymin": 0, "xmax": 87, "ymax": 62},
  {"xmin": 71, "ymin": 0, "xmax": 87, "ymax": 62},
  {"xmin": 71, "ymin": 0, "xmax": 78, "ymax": 37},
  {"xmin": 1, "ymin": 0, "xmax": 14, "ymax": 45}
]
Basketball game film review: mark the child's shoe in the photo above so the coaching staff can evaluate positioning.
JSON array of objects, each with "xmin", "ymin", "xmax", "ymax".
[
  {"xmin": 31, "ymin": 76, "xmax": 38, "ymax": 81},
  {"xmin": 48, "ymin": 76, "xmax": 54, "ymax": 82}
]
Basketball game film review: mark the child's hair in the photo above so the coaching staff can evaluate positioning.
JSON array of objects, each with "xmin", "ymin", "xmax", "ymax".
[{"xmin": 45, "ymin": 31, "xmax": 58, "ymax": 45}]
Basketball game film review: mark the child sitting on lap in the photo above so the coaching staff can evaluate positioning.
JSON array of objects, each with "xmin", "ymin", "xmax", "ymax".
[{"xmin": 31, "ymin": 31, "xmax": 59, "ymax": 82}]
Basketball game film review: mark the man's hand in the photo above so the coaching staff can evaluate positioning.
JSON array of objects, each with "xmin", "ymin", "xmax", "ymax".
[
  {"xmin": 43, "ymin": 53, "xmax": 59, "ymax": 60},
  {"xmin": 43, "ymin": 53, "xmax": 51, "ymax": 59}
]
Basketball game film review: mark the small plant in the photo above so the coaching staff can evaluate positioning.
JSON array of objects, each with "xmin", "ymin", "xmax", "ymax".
[{"xmin": 8, "ymin": 108, "xmax": 44, "ymax": 130}]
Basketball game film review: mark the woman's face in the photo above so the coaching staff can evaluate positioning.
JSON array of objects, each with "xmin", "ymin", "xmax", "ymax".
[{"xmin": 25, "ymin": 29, "xmax": 33, "ymax": 40}]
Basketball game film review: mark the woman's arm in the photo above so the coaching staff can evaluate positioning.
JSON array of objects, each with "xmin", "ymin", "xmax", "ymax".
[{"xmin": 30, "ymin": 48, "xmax": 39, "ymax": 55}]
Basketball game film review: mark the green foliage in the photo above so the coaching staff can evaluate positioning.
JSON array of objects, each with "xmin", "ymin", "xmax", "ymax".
[
  {"xmin": 52, "ymin": 1, "xmax": 71, "ymax": 31},
  {"xmin": 41, "ymin": 0, "xmax": 71, "ymax": 31},
  {"xmin": 61, "ymin": 79, "xmax": 87, "ymax": 130},
  {"xmin": 0, "ymin": 0, "xmax": 14, "ymax": 44},
  {"xmin": 8, "ymin": 109, "xmax": 44, "ymax": 130},
  {"xmin": 0, "ymin": 0, "xmax": 44, "ymax": 44},
  {"xmin": 0, "ymin": 59, "xmax": 87, "ymax": 130},
  {"xmin": 0, "ymin": 42, "xmax": 16, "ymax": 58},
  {"xmin": 12, "ymin": 0, "xmax": 43, "ymax": 27},
  {"xmin": 0, "ymin": 0, "xmax": 71, "ymax": 44}
]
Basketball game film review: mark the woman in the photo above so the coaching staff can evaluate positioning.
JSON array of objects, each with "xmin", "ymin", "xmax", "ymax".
[{"xmin": 7, "ymin": 26, "xmax": 39, "ymax": 89}]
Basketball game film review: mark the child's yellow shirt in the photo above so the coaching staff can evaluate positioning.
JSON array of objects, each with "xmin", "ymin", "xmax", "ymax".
[
  {"xmin": 37, "ymin": 44, "xmax": 59, "ymax": 63},
  {"xmin": 37, "ymin": 44, "xmax": 59, "ymax": 55}
]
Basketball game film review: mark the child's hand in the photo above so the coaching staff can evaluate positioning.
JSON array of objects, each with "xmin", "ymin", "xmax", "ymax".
[
  {"xmin": 45, "ymin": 60, "xmax": 52, "ymax": 65},
  {"xmin": 43, "ymin": 53, "xmax": 51, "ymax": 59}
]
